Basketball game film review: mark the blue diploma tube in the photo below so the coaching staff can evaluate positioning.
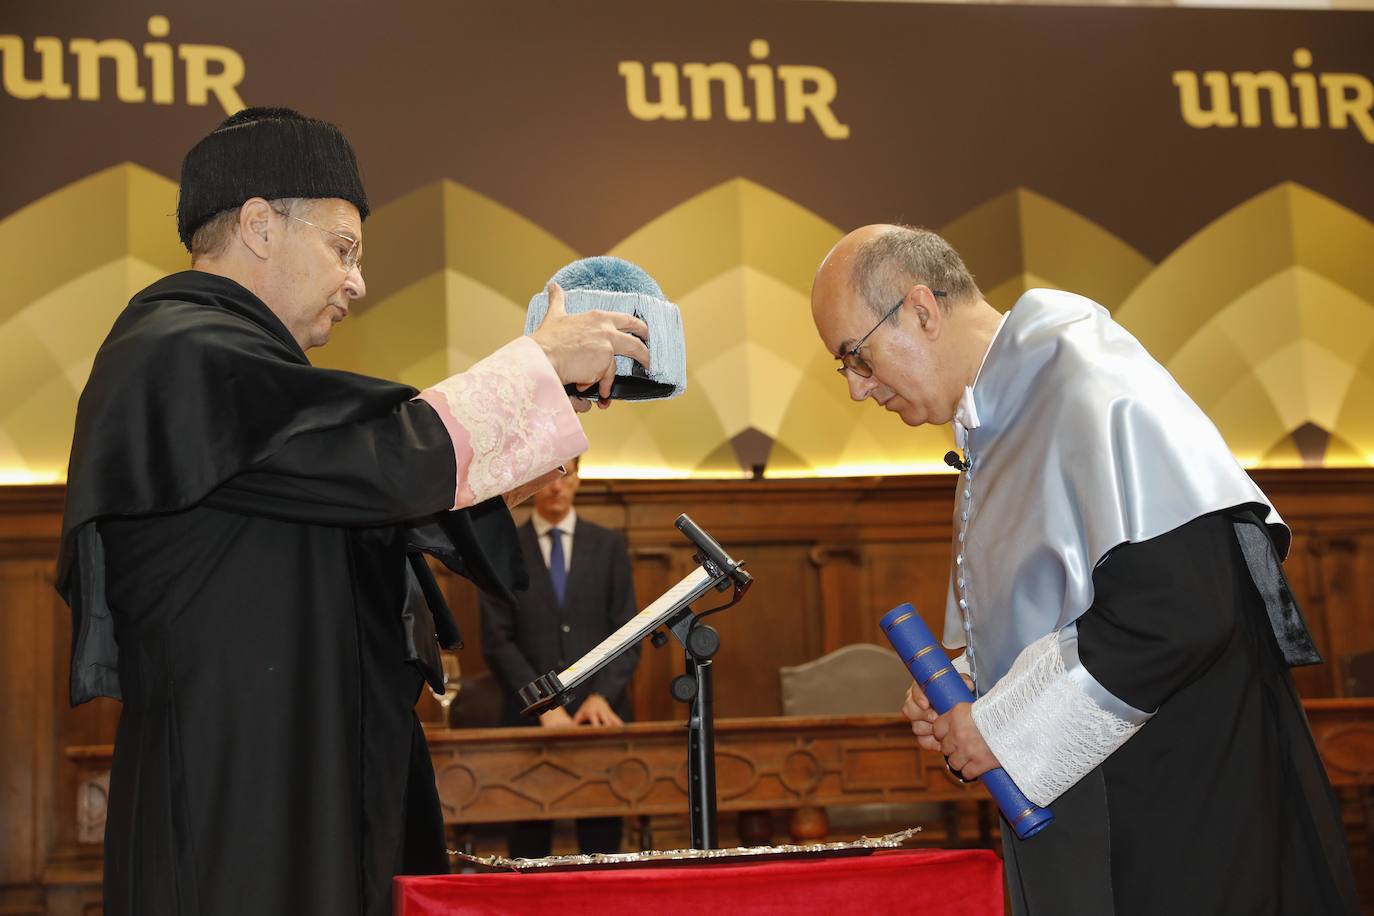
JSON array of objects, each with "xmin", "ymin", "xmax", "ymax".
[{"xmin": 880, "ymin": 603, "xmax": 1053, "ymax": 840}]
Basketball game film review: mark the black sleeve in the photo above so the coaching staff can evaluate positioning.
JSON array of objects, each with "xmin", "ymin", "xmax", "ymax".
[
  {"xmin": 479, "ymin": 588, "xmax": 540, "ymax": 693},
  {"xmin": 1076, "ymin": 511, "xmax": 1242, "ymax": 712},
  {"xmin": 201, "ymin": 399, "xmax": 456, "ymax": 527},
  {"xmin": 406, "ymin": 501, "xmax": 529, "ymax": 601},
  {"xmin": 588, "ymin": 531, "xmax": 641, "ymax": 702}
]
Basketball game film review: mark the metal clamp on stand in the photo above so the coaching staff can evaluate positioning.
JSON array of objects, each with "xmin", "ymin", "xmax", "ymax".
[
  {"xmin": 517, "ymin": 513, "xmax": 753, "ymax": 849},
  {"xmin": 515, "ymin": 671, "xmax": 569, "ymax": 718}
]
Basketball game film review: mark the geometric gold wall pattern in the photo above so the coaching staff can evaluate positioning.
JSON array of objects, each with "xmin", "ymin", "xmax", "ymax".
[
  {"xmin": 2, "ymin": 170, "xmax": 1371, "ymax": 483},
  {"xmin": 0, "ymin": 163, "xmax": 185, "ymax": 483},
  {"xmin": 1116, "ymin": 183, "xmax": 1374, "ymax": 468},
  {"xmin": 940, "ymin": 187, "xmax": 1155, "ymax": 315}
]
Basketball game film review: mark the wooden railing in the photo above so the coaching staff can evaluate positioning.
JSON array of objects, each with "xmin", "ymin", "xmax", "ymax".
[{"xmin": 66, "ymin": 700, "xmax": 1374, "ymax": 849}]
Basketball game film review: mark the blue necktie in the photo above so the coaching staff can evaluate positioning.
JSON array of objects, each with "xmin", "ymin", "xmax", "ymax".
[{"xmin": 547, "ymin": 528, "xmax": 567, "ymax": 605}]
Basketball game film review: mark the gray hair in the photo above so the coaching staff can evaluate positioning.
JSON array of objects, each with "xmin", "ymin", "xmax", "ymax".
[
  {"xmin": 850, "ymin": 226, "xmax": 980, "ymax": 318},
  {"xmin": 190, "ymin": 196, "xmax": 307, "ymax": 261}
]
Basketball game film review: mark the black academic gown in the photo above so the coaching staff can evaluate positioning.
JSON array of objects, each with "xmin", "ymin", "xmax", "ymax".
[
  {"xmin": 58, "ymin": 271, "xmax": 527, "ymax": 916},
  {"xmin": 1001, "ymin": 511, "xmax": 1359, "ymax": 915}
]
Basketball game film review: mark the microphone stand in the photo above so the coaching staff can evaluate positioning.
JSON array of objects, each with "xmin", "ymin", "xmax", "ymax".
[
  {"xmin": 517, "ymin": 514, "xmax": 752, "ymax": 850},
  {"xmin": 653, "ymin": 603, "xmax": 723, "ymax": 848}
]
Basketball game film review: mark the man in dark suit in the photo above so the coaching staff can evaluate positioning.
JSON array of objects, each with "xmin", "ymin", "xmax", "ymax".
[{"xmin": 480, "ymin": 457, "xmax": 640, "ymax": 858}]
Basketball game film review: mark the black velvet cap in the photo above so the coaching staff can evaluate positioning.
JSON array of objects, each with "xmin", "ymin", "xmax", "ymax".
[{"xmin": 176, "ymin": 107, "xmax": 370, "ymax": 251}]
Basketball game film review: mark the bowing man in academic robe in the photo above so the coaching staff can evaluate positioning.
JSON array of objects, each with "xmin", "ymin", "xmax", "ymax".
[
  {"xmin": 811, "ymin": 225, "xmax": 1359, "ymax": 915},
  {"xmin": 480, "ymin": 456, "xmax": 640, "ymax": 858},
  {"xmin": 58, "ymin": 107, "xmax": 651, "ymax": 916}
]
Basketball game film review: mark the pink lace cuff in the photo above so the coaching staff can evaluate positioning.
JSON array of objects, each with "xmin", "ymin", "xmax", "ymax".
[{"xmin": 417, "ymin": 337, "xmax": 588, "ymax": 509}]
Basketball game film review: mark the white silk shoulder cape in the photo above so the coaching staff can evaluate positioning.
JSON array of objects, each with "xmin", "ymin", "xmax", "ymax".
[{"xmin": 943, "ymin": 289, "xmax": 1319, "ymax": 692}]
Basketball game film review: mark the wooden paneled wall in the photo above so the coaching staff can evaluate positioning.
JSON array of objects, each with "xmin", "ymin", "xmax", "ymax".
[
  {"xmin": 3, "ymin": 471, "xmax": 1373, "ymax": 912},
  {"xmin": 494, "ymin": 470, "xmax": 1374, "ymax": 721}
]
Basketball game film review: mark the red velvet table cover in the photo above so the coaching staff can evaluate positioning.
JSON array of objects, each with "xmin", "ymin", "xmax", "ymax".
[{"xmin": 395, "ymin": 848, "xmax": 1004, "ymax": 915}]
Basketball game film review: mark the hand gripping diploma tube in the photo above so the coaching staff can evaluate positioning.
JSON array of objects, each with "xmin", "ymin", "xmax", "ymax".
[{"xmin": 880, "ymin": 603, "xmax": 1053, "ymax": 840}]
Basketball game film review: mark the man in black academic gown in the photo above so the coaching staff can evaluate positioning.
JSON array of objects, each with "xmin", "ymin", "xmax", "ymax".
[
  {"xmin": 809, "ymin": 224, "xmax": 1360, "ymax": 914},
  {"xmin": 58, "ymin": 107, "xmax": 651, "ymax": 916}
]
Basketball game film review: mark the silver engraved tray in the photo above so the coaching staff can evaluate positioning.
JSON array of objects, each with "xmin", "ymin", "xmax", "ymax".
[{"xmin": 452, "ymin": 827, "xmax": 921, "ymax": 872}]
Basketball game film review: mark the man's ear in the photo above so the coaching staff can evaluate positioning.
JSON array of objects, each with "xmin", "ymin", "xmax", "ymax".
[
  {"xmin": 238, "ymin": 197, "xmax": 274, "ymax": 260},
  {"xmin": 907, "ymin": 284, "xmax": 943, "ymax": 339}
]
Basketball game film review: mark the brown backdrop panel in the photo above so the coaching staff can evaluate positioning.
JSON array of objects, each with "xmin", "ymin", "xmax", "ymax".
[
  {"xmin": 623, "ymin": 546, "xmax": 690, "ymax": 724},
  {"xmin": 0, "ymin": 492, "xmax": 113, "ymax": 914},
  {"xmin": 705, "ymin": 542, "xmax": 823, "ymax": 718},
  {"xmin": 1310, "ymin": 535, "xmax": 1374, "ymax": 696},
  {"xmin": 3, "ymin": 2, "xmax": 1373, "ymax": 259},
  {"xmin": 1284, "ymin": 532, "xmax": 1333, "ymax": 700},
  {"xmin": 862, "ymin": 541, "xmax": 955, "ymax": 651},
  {"xmin": 0, "ymin": 561, "xmax": 51, "ymax": 887}
]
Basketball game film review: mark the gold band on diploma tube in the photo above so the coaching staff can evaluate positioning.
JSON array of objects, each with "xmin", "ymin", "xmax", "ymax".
[
  {"xmin": 920, "ymin": 667, "xmax": 952, "ymax": 690},
  {"xmin": 905, "ymin": 644, "xmax": 937, "ymax": 666},
  {"xmin": 1011, "ymin": 807, "xmax": 1036, "ymax": 826},
  {"xmin": 883, "ymin": 611, "xmax": 915, "ymax": 631}
]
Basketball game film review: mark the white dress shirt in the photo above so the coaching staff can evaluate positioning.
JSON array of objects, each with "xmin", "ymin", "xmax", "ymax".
[{"xmin": 531, "ymin": 508, "xmax": 577, "ymax": 573}]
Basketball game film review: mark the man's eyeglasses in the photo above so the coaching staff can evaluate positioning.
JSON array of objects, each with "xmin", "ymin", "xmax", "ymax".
[
  {"xmin": 835, "ymin": 289, "xmax": 946, "ymax": 379},
  {"xmin": 276, "ymin": 209, "xmax": 363, "ymax": 272}
]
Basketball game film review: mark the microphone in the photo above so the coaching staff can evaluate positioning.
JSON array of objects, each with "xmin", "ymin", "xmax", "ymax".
[
  {"xmin": 943, "ymin": 450, "xmax": 969, "ymax": 472},
  {"xmin": 675, "ymin": 514, "xmax": 753, "ymax": 592}
]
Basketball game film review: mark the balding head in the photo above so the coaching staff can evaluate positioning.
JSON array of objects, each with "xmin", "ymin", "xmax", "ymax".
[
  {"xmin": 817, "ymin": 225, "xmax": 979, "ymax": 320},
  {"xmin": 810, "ymin": 224, "xmax": 1000, "ymax": 428},
  {"xmin": 812, "ymin": 224, "xmax": 885, "ymax": 324}
]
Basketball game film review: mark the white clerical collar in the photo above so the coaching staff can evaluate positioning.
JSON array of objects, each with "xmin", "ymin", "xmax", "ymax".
[
  {"xmin": 532, "ymin": 508, "xmax": 576, "ymax": 538},
  {"xmin": 952, "ymin": 314, "xmax": 1009, "ymax": 449}
]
